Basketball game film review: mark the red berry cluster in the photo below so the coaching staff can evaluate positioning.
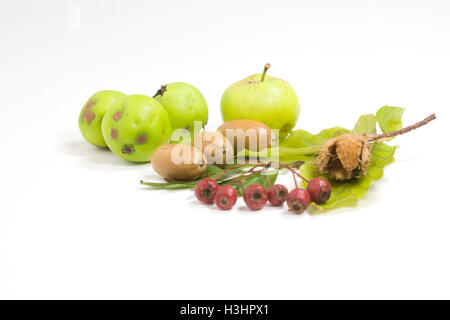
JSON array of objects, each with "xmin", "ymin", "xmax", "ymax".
[{"xmin": 194, "ymin": 163, "xmax": 332, "ymax": 213}]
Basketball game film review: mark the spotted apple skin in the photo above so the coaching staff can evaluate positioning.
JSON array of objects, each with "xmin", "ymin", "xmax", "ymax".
[
  {"xmin": 102, "ymin": 94, "xmax": 172, "ymax": 162},
  {"xmin": 78, "ymin": 90, "xmax": 125, "ymax": 147},
  {"xmin": 220, "ymin": 74, "xmax": 300, "ymax": 140}
]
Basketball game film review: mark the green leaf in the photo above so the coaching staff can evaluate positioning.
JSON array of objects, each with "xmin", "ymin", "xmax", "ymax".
[
  {"xmin": 281, "ymin": 127, "xmax": 350, "ymax": 149},
  {"xmin": 140, "ymin": 165, "xmax": 223, "ymax": 190},
  {"xmin": 140, "ymin": 164, "xmax": 254, "ymax": 191},
  {"xmin": 140, "ymin": 180, "xmax": 197, "ymax": 190},
  {"xmin": 275, "ymin": 146, "xmax": 320, "ymax": 163},
  {"xmin": 300, "ymin": 142, "xmax": 397, "ymax": 211},
  {"xmin": 297, "ymin": 106, "xmax": 404, "ymax": 211},
  {"xmin": 201, "ymin": 165, "xmax": 224, "ymax": 178},
  {"xmin": 279, "ymin": 127, "xmax": 350, "ymax": 162},
  {"xmin": 237, "ymin": 146, "xmax": 316, "ymax": 163},
  {"xmin": 237, "ymin": 127, "xmax": 351, "ymax": 164},
  {"xmin": 353, "ymin": 114, "xmax": 377, "ymax": 134},
  {"xmin": 376, "ymin": 106, "xmax": 404, "ymax": 134}
]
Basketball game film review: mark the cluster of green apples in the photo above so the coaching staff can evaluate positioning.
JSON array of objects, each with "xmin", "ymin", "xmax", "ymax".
[
  {"xmin": 78, "ymin": 83, "xmax": 208, "ymax": 162},
  {"xmin": 79, "ymin": 64, "xmax": 300, "ymax": 162}
]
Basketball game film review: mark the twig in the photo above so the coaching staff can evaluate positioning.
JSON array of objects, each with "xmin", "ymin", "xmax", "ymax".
[{"xmin": 367, "ymin": 113, "xmax": 436, "ymax": 142}]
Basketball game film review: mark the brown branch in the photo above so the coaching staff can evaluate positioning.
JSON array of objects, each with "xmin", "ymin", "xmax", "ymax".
[{"xmin": 367, "ymin": 113, "xmax": 436, "ymax": 142}]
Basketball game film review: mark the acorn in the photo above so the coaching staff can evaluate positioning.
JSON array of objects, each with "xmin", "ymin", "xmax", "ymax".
[{"xmin": 151, "ymin": 144, "xmax": 207, "ymax": 180}]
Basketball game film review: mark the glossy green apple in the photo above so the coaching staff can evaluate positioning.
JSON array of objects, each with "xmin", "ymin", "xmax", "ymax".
[
  {"xmin": 102, "ymin": 94, "xmax": 172, "ymax": 162},
  {"xmin": 220, "ymin": 64, "xmax": 300, "ymax": 140},
  {"xmin": 153, "ymin": 82, "xmax": 208, "ymax": 135},
  {"xmin": 78, "ymin": 90, "xmax": 125, "ymax": 147}
]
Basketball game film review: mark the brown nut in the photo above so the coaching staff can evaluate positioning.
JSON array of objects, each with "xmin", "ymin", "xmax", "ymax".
[
  {"xmin": 151, "ymin": 144, "xmax": 207, "ymax": 180},
  {"xmin": 193, "ymin": 131, "xmax": 234, "ymax": 165},
  {"xmin": 217, "ymin": 119, "xmax": 272, "ymax": 153}
]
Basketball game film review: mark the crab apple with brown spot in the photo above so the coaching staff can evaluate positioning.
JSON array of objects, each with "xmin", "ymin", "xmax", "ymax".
[
  {"xmin": 81, "ymin": 101, "xmax": 96, "ymax": 124},
  {"xmin": 136, "ymin": 134, "xmax": 148, "ymax": 145},
  {"xmin": 113, "ymin": 111, "xmax": 123, "ymax": 121},
  {"xmin": 243, "ymin": 184, "xmax": 268, "ymax": 210},
  {"xmin": 110, "ymin": 128, "xmax": 118, "ymax": 140},
  {"xmin": 286, "ymin": 188, "xmax": 311, "ymax": 214},
  {"xmin": 102, "ymin": 94, "xmax": 172, "ymax": 162},
  {"xmin": 307, "ymin": 177, "xmax": 332, "ymax": 204},
  {"xmin": 214, "ymin": 185, "xmax": 238, "ymax": 210},
  {"xmin": 268, "ymin": 184, "xmax": 288, "ymax": 206},
  {"xmin": 79, "ymin": 90, "xmax": 125, "ymax": 147},
  {"xmin": 195, "ymin": 178, "xmax": 219, "ymax": 204}
]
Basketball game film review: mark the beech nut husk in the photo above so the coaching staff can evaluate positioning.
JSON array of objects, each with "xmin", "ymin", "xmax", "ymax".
[{"xmin": 315, "ymin": 133, "xmax": 371, "ymax": 181}]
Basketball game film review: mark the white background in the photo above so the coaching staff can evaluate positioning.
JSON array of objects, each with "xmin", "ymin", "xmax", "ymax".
[{"xmin": 1, "ymin": 0, "xmax": 449, "ymax": 299}]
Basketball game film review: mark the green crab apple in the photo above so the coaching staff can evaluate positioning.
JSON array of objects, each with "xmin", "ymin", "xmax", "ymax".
[
  {"xmin": 153, "ymin": 82, "xmax": 208, "ymax": 135},
  {"xmin": 102, "ymin": 94, "xmax": 172, "ymax": 162},
  {"xmin": 78, "ymin": 90, "xmax": 125, "ymax": 147},
  {"xmin": 220, "ymin": 63, "xmax": 300, "ymax": 140}
]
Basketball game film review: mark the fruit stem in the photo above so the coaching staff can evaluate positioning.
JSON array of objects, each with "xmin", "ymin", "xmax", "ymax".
[
  {"xmin": 291, "ymin": 169, "xmax": 299, "ymax": 189},
  {"xmin": 293, "ymin": 170, "xmax": 310, "ymax": 183},
  {"xmin": 214, "ymin": 163, "xmax": 251, "ymax": 181},
  {"xmin": 152, "ymin": 85, "xmax": 167, "ymax": 98},
  {"xmin": 367, "ymin": 113, "xmax": 437, "ymax": 142},
  {"xmin": 279, "ymin": 163, "xmax": 310, "ymax": 183},
  {"xmin": 234, "ymin": 171, "xmax": 259, "ymax": 184},
  {"xmin": 263, "ymin": 168, "xmax": 271, "ymax": 187},
  {"xmin": 228, "ymin": 164, "xmax": 262, "ymax": 184},
  {"xmin": 260, "ymin": 63, "xmax": 271, "ymax": 82}
]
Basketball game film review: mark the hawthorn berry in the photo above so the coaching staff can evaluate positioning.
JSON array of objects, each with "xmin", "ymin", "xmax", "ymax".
[
  {"xmin": 243, "ymin": 184, "xmax": 268, "ymax": 210},
  {"xmin": 307, "ymin": 177, "xmax": 332, "ymax": 204},
  {"xmin": 214, "ymin": 185, "xmax": 238, "ymax": 210},
  {"xmin": 268, "ymin": 184, "xmax": 288, "ymax": 206},
  {"xmin": 195, "ymin": 178, "xmax": 219, "ymax": 204},
  {"xmin": 286, "ymin": 188, "xmax": 311, "ymax": 214}
]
